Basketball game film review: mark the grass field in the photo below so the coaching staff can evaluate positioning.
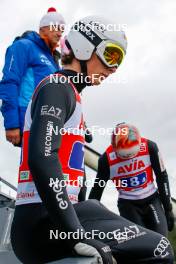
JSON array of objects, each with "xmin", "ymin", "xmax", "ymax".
[{"xmin": 168, "ymin": 227, "xmax": 176, "ymax": 263}]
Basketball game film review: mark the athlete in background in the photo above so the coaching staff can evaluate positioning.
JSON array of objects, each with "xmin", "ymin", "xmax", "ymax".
[{"xmin": 89, "ymin": 123, "xmax": 175, "ymax": 236}]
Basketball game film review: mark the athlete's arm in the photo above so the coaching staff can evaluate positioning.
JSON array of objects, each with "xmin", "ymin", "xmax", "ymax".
[
  {"xmin": 148, "ymin": 140, "xmax": 175, "ymax": 231},
  {"xmin": 28, "ymin": 81, "xmax": 84, "ymax": 246},
  {"xmin": 148, "ymin": 140, "xmax": 172, "ymax": 211},
  {"xmin": 78, "ymin": 172, "xmax": 87, "ymax": 202},
  {"xmin": 89, "ymin": 152, "xmax": 110, "ymax": 200}
]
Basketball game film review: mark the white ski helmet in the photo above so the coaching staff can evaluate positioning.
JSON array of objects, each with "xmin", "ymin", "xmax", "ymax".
[{"xmin": 66, "ymin": 16, "xmax": 127, "ymax": 67}]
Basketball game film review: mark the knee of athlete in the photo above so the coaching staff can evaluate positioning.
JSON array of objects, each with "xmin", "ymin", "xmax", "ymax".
[
  {"xmin": 166, "ymin": 243, "xmax": 174, "ymax": 264},
  {"xmin": 153, "ymin": 235, "xmax": 174, "ymax": 263}
]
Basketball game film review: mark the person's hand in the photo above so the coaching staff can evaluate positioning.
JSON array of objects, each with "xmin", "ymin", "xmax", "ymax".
[
  {"xmin": 6, "ymin": 128, "xmax": 21, "ymax": 146},
  {"xmin": 165, "ymin": 210, "xmax": 175, "ymax": 232},
  {"xmin": 74, "ymin": 238, "xmax": 116, "ymax": 264},
  {"xmin": 84, "ymin": 121, "xmax": 93, "ymax": 143}
]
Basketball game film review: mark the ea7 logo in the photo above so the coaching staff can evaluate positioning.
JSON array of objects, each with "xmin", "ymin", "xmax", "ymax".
[
  {"xmin": 112, "ymin": 225, "xmax": 146, "ymax": 244},
  {"xmin": 154, "ymin": 237, "xmax": 170, "ymax": 258},
  {"xmin": 41, "ymin": 105, "xmax": 62, "ymax": 119}
]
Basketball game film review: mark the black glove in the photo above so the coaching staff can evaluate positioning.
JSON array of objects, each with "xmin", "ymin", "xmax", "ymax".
[
  {"xmin": 74, "ymin": 238, "xmax": 115, "ymax": 264},
  {"xmin": 84, "ymin": 122, "xmax": 93, "ymax": 143},
  {"xmin": 165, "ymin": 210, "xmax": 175, "ymax": 232}
]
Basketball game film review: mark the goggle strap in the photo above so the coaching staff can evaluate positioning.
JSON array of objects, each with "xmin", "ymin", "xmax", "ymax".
[{"xmin": 73, "ymin": 21, "xmax": 102, "ymax": 47}]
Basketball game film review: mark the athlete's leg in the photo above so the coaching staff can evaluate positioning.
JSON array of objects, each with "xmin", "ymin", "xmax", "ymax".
[
  {"xmin": 118, "ymin": 198, "xmax": 145, "ymax": 227},
  {"xmin": 11, "ymin": 204, "xmax": 72, "ymax": 264},
  {"xmin": 11, "ymin": 201, "xmax": 174, "ymax": 264},
  {"xmin": 144, "ymin": 196, "xmax": 168, "ymax": 236},
  {"xmin": 75, "ymin": 200, "xmax": 174, "ymax": 264}
]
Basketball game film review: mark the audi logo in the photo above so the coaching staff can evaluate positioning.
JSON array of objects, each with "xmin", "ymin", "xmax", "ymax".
[{"xmin": 154, "ymin": 237, "xmax": 170, "ymax": 257}]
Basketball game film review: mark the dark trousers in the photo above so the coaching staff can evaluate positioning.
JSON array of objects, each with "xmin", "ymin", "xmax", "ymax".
[
  {"xmin": 11, "ymin": 199, "xmax": 173, "ymax": 264},
  {"xmin": 118, "ymin": 193, "xmax": 168, "ymax": 236}
]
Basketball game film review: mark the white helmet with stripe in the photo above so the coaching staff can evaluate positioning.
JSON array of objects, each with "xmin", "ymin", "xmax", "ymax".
[{"xmin": 66, "ymin": 16, "xmax": 127, "ymax": 67}]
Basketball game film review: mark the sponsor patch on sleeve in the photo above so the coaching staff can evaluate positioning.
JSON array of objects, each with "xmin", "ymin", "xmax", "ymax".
[{"xmin": 20, "ymin": 171, "xmax": 30, "ymax": 181}]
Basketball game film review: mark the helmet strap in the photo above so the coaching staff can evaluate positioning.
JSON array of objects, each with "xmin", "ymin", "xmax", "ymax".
[
  {"xmin": 80, "ymin": 60, "xmax": 87, "ymax": 75},
  {"xmin": 79, "ymin": 60, "xmax": 91, "ymax": 86}
]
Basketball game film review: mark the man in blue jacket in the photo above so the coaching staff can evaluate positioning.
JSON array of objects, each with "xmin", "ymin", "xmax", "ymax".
[{"xmin": 0, "ymin": 7, "xmax": 65, "ymax": 146}]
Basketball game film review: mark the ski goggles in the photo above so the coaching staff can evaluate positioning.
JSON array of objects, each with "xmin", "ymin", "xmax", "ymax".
[{"xmin": 96, "ymin": 41, "xmax": 125, "ymax": 68}]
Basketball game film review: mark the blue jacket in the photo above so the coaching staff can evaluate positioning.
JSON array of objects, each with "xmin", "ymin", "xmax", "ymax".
[{"xmin": 0, "ymin": 31, "xmax": 60, "ymax": 131}]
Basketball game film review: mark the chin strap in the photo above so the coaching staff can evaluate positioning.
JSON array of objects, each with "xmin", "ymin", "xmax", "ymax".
[
  {"xmin": 80, "ymin": 60, "xmax": 92, "ymax": 86},
  {"xmin": 80, "ymin": 60, "xmax": 87, "ymax": 75}
]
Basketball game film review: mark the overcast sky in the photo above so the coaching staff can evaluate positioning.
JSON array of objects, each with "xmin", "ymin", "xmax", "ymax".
[{"xmin": 0, "ymin": 0, "xmax": 176, "ymax": 210}]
